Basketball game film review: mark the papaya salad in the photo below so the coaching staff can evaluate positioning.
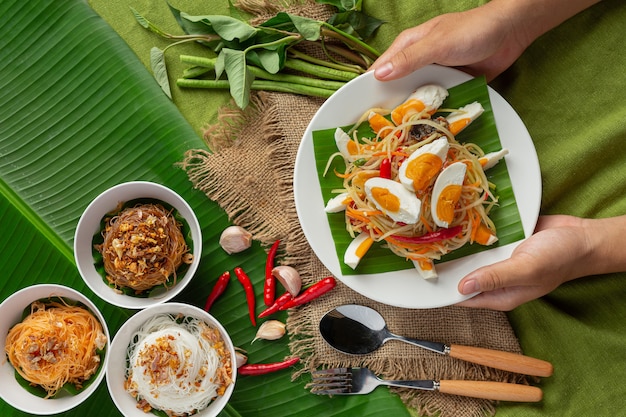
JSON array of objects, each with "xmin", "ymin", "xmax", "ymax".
[{"xmin": 323, "ymin": 84, "xmax": 508, "ymax": 279}]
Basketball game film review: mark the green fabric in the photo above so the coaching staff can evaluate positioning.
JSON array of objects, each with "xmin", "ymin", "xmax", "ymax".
[{"xmin": 2, "ymin": 0, "xmax": 625, "ymax": 416}]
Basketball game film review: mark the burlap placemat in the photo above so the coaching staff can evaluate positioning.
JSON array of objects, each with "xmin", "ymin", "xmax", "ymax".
[{"xmin": 181, "ymin": 88, "xmax": 529, "ymax": 417}]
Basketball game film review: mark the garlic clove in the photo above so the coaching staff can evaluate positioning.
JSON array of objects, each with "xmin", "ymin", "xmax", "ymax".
[
  {"xmin": 252, "ymin": 320, "xmax": 286, "ymax": 343},
  {"xmin": 235, "ymin": 351, "xmax": 248, "ymax": 368},
  {"xmin": 219, "ymin": 225, "xmax": 253, "ymax": 254},
  {"xmin": 271, "ymin": 265, "xmax": 302, "ymax": 296}
]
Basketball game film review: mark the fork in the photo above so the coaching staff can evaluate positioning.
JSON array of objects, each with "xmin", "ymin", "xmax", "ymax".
[{"xmin": 311, "ymin": 368, "xmax": 542, "ymax": 402}]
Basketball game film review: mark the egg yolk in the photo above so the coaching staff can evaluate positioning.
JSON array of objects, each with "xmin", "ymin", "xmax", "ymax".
[
  {"xmin": 368, "ymin": 113, "xmax": 395, "ymax": 135},
  {"xmin": 391, "ymin": 99, "xmax": 426, "ymax": 125},
  {"xmin": 355, "ymin": 236, "xmax": 374, "ymax": 258},
  {"xmin": 371, "ymin": 187, "xmax": 401, "ymax": 213},
  {"xmin": 417, "ymin": 259, "xmax": 433, "ymax": 271},
  {"xmin": 405, "ymin": 153, "xmax": 443, "ymax": 192},
  {"xmin": 436, "ymin": 184, "xmax": 462, "ymax": 223},
  {"xmin": 346, "ymin": 140, "xmax": 360, "ymax": 155},
  {"xmin": 352, "ymin": 171, "xmax": 379, "ymax": 191},
  {"xmin": 448, "ymin": 118, "xmax": 471, "ymax": 135}
]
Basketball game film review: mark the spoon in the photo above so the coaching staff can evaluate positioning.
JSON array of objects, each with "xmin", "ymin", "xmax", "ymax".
[{"xmin": 319, "ymin": 304, "xmax": 553, "ymax": 377}]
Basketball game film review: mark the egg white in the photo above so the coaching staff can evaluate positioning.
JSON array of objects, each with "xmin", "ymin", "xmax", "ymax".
[
  {"xmin": 364, "ymin": 177, "xmax": 421, "ymax": 224},
  {"xmin": 324, "ymin": 192, "xmax": 350, "ymax": 213}
]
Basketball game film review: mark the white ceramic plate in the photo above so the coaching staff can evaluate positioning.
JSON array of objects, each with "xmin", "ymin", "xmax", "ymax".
[
  {"xmin": 107, "ymin": 302, "xmax": 236, "ymax": 417},
  {"xmin": 293, "ymin": 65, "xmax": 541, "ymax": 309}
]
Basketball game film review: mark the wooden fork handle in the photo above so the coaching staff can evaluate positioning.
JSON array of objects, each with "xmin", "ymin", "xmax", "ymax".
[
  {"xmin": 448, "ymin": 344, "xmax": 554, "ymax": 377},
  {"xmin": 439, "ymin": 380, "xmax": 542, "ymax": 402}
]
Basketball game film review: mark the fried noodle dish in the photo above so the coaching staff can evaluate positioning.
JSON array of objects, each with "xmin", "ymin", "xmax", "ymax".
[
  {"xmin": 324, "ymin": 84, "xmax": 509, "ymax": 279},
  {"xmin": 5, "ymin": 300, "xmax": 107, "ymax": 398},
  {"xmin": 125, "ymin": 314, "xmax": 233, "ymax": 416},
  {"xmin": 96, "ymin": 203, "xmax": 193, "ymax": 294}
]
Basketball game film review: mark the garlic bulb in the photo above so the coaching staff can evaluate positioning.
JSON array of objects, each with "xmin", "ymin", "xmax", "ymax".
[
  {"xmin": 219, "ymin": 225, "xmax": 252, "ymax": 254},
  {"xmin": 271, "ymin": 265, "xmax": 302, "ymax": 296},
  {"xmin": 252, "ymin": 320, "xmax": 286, "ymax": 343}
]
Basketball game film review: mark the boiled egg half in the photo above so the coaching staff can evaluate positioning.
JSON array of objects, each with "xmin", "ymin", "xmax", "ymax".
[
  {"xmin": 446, "ymin": 101, "xmax": 484, "ymax": 135},
  {"xmin": 324, "ymin": 192, "xmax": 350, "ymax": 213},
  {"xmin": 364, "ymin": 177, "xmax": 421, "ymax": 224},
  {"xmin": 344, "ymin": 232, "xmax": 374, "ymax": 269},
  {"xmin": 431, "ymin": 161, "xmax": 467, "ymax": 228},
  {"xmin": 335, "ymin": 127, "xmax": 360, "ymax": 162},
  {"xmin": 391, "ymin": 84, "xmax": 449, "ymax": 125},
  {"xmin": 398, "ymin": 137, "xmax": 449, "ymax": 193}
]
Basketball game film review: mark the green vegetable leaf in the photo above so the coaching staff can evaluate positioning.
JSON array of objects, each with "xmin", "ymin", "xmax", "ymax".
[
  {"xmin": 260, "ymin": 12, "xmax": 322, "ymax": 41},
  {"xmin": 327, "ymin": 10, "xmax": 385, "ymax": 40},
  {"xmin": 130, "ymin": 7, "xmax": 170, "ymax": 38},
  {"xmin": 180, "ymin": 13, "xmax": 257, "ymax": 42},
  {"xmin": 150, "ymin": 47, "xmax": 172, "ymax": 99},
  {"xmin": 315, "ymin": 0, "xmax": 362, "ymax": 12},
  {"xmin": 248, "ymin": 49, "xmax": 282, "ymax": 74},
  {"xmin": 286, "ymin": 13, "xmax": 323, "ymax": 41},
  {"xmin": 221, "ymin": 48, "xmax": 254, "ymax": 109}
]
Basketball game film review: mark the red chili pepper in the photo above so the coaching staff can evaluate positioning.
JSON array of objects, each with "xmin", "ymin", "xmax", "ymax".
[
  {"xmin": 264, "ymin": 239, "xmax": 281, "ymax": 307},
  {"xmin": 380, "ymin": 158, "xmax": 391, "ymax": 179},
  {"xmin": 234, "ymin": 266, "xmax": 256, "ymax": 326},
  {"xmin": 258, "ymin": 291, "xmax": 293, "ymax": 318},
  {"xmin": 279, "ymin": 277, "xmax": 337, "ymax": 310},
  {"xmin": 203, "ymin": 271, "xmax": 230, "ymax": 312},
  {"xmin": 390, "ymin": 225, "xmax": 462, "ymax": 244},
  {"xmin": 237, "ymin": 357, "xmax": 300, "ymax": 376}
]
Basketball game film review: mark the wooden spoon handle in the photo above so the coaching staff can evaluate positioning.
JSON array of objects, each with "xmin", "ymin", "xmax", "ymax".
[
  {"xmin": 439, "ymin": 380, "xmax": 543, "ymax": 402},
  {"xmin": 448, "ymin": 344, "xmax": 553, "ymax": 377}
]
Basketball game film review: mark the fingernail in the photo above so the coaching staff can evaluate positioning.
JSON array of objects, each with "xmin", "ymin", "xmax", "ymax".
[
  {"xmin": 461, "ymin": 279, "xmax": 479, "ymax": 294},
  {"xmin": 374, "ymin": 62, "xmax": 393, "ymax": 79}
]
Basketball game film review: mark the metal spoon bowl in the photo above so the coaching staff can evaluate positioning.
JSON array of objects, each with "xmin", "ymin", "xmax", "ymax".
[{"xmin": 319, "ymin": 304, "xmax": 553, "ymax": 377}]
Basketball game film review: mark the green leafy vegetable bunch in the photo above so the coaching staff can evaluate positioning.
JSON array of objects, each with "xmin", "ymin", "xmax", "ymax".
[{"xmin": 133, "ymin": 0, "xmax": 384, "ymax": 108}]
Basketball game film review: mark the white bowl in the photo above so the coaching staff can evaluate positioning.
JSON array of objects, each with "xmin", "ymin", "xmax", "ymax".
[
  {"xmin": 106, "ymin": 302, "xmax": 236, "ymax": 417},
  {"xmin": 74, "ymin": 181, "xmax": 202, "ymax": 309},
  {"xmin": 0, "ymin": 284, "xmax": 110, "ymax": 415}
]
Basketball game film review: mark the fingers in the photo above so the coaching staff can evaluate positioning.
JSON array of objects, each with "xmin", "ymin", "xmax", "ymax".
[{"xmin": 371, "ymin": 28, "xmax": 434, "ymax": 81}]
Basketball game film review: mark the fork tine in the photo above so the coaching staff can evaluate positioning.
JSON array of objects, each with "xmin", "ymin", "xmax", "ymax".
[{"xmin": 310, "ymin": 368, "xmax": 353, "ymax": 395}]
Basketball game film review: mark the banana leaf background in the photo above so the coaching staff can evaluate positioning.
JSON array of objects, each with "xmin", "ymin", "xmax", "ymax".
[{"xmin": 0, "ymin": 0, "xmax": 410, "ymax": 416}]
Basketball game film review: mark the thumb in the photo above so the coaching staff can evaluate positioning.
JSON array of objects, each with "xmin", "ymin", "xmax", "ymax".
[{"xmin": 458, "ymin": 253, "xmax": 535, "ymax": 295}]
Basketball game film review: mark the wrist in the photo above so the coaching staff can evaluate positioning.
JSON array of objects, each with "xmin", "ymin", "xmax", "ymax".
[
  {"xmin": 486, "ymin": 0, "xmax": 602, "ymax": 47},
  {"xmin": 582, "ymin": 215, "xmax": 626, "ymax": 278}
]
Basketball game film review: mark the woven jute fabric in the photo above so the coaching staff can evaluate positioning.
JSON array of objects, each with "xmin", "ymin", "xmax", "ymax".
[{"xmin": 181, "ymin": 88, "xmax": 528, "ymax": 417}]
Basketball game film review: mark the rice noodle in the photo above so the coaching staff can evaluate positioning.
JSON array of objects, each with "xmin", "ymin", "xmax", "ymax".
[{"xmin": 125, "ymin": 314, "xmax": 232, "ymax": 416}]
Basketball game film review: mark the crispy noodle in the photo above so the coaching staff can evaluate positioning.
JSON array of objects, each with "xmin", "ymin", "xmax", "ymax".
[
  {"xmin": 125, "ymin": 314, "xmax": 233, "ymax": 416},
  {"xmin": 5, "ymin": 300, "xmax": 107, "ymax": 398},
  {"xmin": 96, "ymin": 203, "xmax": 193, "ymax": 294},
  {"xmin": 334, "ymin": 107, "xmax": 498, "ymax": 265}
]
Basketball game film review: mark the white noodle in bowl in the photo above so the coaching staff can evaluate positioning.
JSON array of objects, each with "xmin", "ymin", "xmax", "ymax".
[{"xmin": 107, "ymin": 303, "xmax": 236, "ymax": 417}]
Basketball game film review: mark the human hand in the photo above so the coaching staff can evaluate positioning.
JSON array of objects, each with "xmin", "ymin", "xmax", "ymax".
[
  {"xmin": 370, "ymin": 4, "xmax": 531, "ymax": 82},
  {"xmin": 456, "ymin": 215, "xmax": 593, "ymax": 311}
]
